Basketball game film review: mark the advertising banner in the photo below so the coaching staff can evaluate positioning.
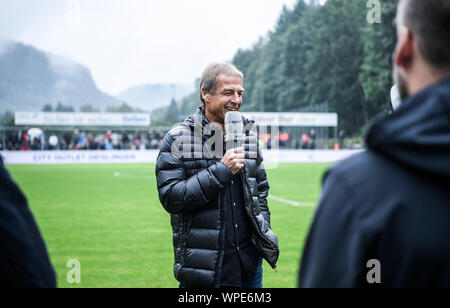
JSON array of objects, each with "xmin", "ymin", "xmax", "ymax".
[
  {"xmin": 242, "ymin": 112, "xmax": 338, "ymax": 127},
  {"xmin": 0, "ymin": 150, "xmax": 159, "ymax": 165},
  {"xmin": 0, "ymin": 150, "xmax": 362, "ymax": 165},
  {"xmin": 14, "ymin": 112, "xmax": 151, "ymax": 127}
]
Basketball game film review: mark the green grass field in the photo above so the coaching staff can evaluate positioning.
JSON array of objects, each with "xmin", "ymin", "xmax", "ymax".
[{"xmin": 6, "ymin": 162, "xmax": 331, "ymax": 288}]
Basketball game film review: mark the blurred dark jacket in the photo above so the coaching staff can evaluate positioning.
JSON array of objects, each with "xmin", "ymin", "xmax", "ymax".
[
  {"xmin": 299, "ymin": 76, "xmax": 450, "ymax": 288},
  {"xmin": 0, "ymin": 156, "xmax": 56, "ymax": 288}
]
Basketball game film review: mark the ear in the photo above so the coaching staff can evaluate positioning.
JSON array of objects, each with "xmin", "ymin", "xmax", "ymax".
[
  {"xmin": 201, "ymin": 89, "xmax": 210, "ymax": 104},
  {"xmin": 394, "ymin": 26, "xmax": 414, "ymax": 69}
]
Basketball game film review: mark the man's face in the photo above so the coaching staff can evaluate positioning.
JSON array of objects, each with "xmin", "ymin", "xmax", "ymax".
[{"xmin": 203, "ymin": 73, "xmax": 244, "ymax": 123}]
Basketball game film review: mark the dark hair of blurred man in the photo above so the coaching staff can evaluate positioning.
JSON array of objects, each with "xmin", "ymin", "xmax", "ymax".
[{"xmin": 299, "ymin": 0, "xmax": 450, "ymax": 288}]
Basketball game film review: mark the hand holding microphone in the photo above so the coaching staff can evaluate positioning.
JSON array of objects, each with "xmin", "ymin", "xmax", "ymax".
[
  {"xmin": 221, "ymin": 147, "xmax": 245, "ymax": 175},
  {"xmin": 221, "ymin": 111, "xmax": 246, "ymax": 175}
]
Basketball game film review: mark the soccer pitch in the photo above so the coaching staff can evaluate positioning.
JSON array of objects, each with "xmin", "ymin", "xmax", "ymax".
[{"xmin": 6, "ymin": 162, "xmax": 331, "ymax": 288}]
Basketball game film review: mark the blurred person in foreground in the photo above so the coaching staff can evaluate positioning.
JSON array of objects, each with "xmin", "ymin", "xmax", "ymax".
[
  {"xmin": 156, "ymin": 63, "xmax": 279, "ymax": 288},
  {"xmin": 299, "ymin": 0, "xmax": 450, "ymax": 288},
  {"xmin": 0, "ymin": 155, "xmax": 56, "ymax": 288}
]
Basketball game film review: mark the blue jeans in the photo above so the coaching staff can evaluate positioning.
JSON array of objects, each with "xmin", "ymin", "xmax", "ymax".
[
  {"xmin": 241, "ymin": 257, "xmax": 264, "ymax": 288},
  {"xmin": 179, "ymin": 258, "xmax": 264, "ymax": 288}
]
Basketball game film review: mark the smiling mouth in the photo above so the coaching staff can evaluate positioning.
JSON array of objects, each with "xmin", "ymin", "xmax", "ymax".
[{"xmin": 224, "ymin": 106, "xmax": 239, "ymax": 112}]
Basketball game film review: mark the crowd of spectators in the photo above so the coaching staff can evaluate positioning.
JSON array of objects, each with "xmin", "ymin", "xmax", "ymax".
[
  {"xmin": 0, "ymin": 129, "xmax": 166, "ymax": 151},
  {"xmin": 299, "ymin": 129, "xmax": 317, "ymax": 150},
  {"xmin": 0, "ymin": 128, "xmax": 350, "ymax": 151}
]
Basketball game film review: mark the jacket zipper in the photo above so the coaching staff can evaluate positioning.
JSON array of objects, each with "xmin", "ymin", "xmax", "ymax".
[{"xmin": 241, "ymin": 168, "xmax": 279, "ymax": 269}]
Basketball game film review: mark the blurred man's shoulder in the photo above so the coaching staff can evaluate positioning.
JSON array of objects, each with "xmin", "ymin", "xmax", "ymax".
[
  {"xmin": 332, "ymin": 150, "xmax": 377, "ymax": 172},
  {"xmin": 318, "ymin": 150, "xmax": 399, "ymax": 216},
  {"xmin": 326, "ymin": 150, "xmax": 392, "ymax": 189}
]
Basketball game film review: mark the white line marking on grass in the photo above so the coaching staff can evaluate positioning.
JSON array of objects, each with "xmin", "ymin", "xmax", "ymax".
[{"xmin": 268, "ymin": 195, "xmax": 316, "ymax": 207}]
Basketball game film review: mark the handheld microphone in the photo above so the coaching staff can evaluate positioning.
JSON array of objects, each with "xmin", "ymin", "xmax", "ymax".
[{"xmin": 224, "ymin": 111, "xmax": 245, "ymax": 150}]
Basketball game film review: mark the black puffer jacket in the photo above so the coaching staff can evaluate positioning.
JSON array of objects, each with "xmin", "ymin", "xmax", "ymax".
[{"xmin": 156, "ymin": 107, "xmax": 279, "ymax": 288}]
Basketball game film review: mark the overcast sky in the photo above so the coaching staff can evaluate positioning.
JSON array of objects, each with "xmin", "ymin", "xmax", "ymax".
[{"xmin": 0, "ymin": 0, "xmax": 299, "ymax": 95}]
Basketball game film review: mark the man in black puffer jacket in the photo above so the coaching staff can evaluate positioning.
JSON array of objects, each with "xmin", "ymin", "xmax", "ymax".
[{"xmin": 156, "ymin": 63, "xmax": 279, "ymax": 288}]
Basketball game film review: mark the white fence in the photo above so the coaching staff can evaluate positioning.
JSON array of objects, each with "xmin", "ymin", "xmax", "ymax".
[{"xmin": 0, "ymin": 150, "xmax": 363, "ymax": 165}]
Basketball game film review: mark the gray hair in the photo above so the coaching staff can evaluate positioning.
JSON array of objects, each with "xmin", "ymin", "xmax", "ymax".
[
  {"xmin": 397, "ymin": 0, "xmax": 450, "ymax": 71},
  {"xmin": 199, "ymin": 63, "xmax": 244, "ymax": 104}
]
